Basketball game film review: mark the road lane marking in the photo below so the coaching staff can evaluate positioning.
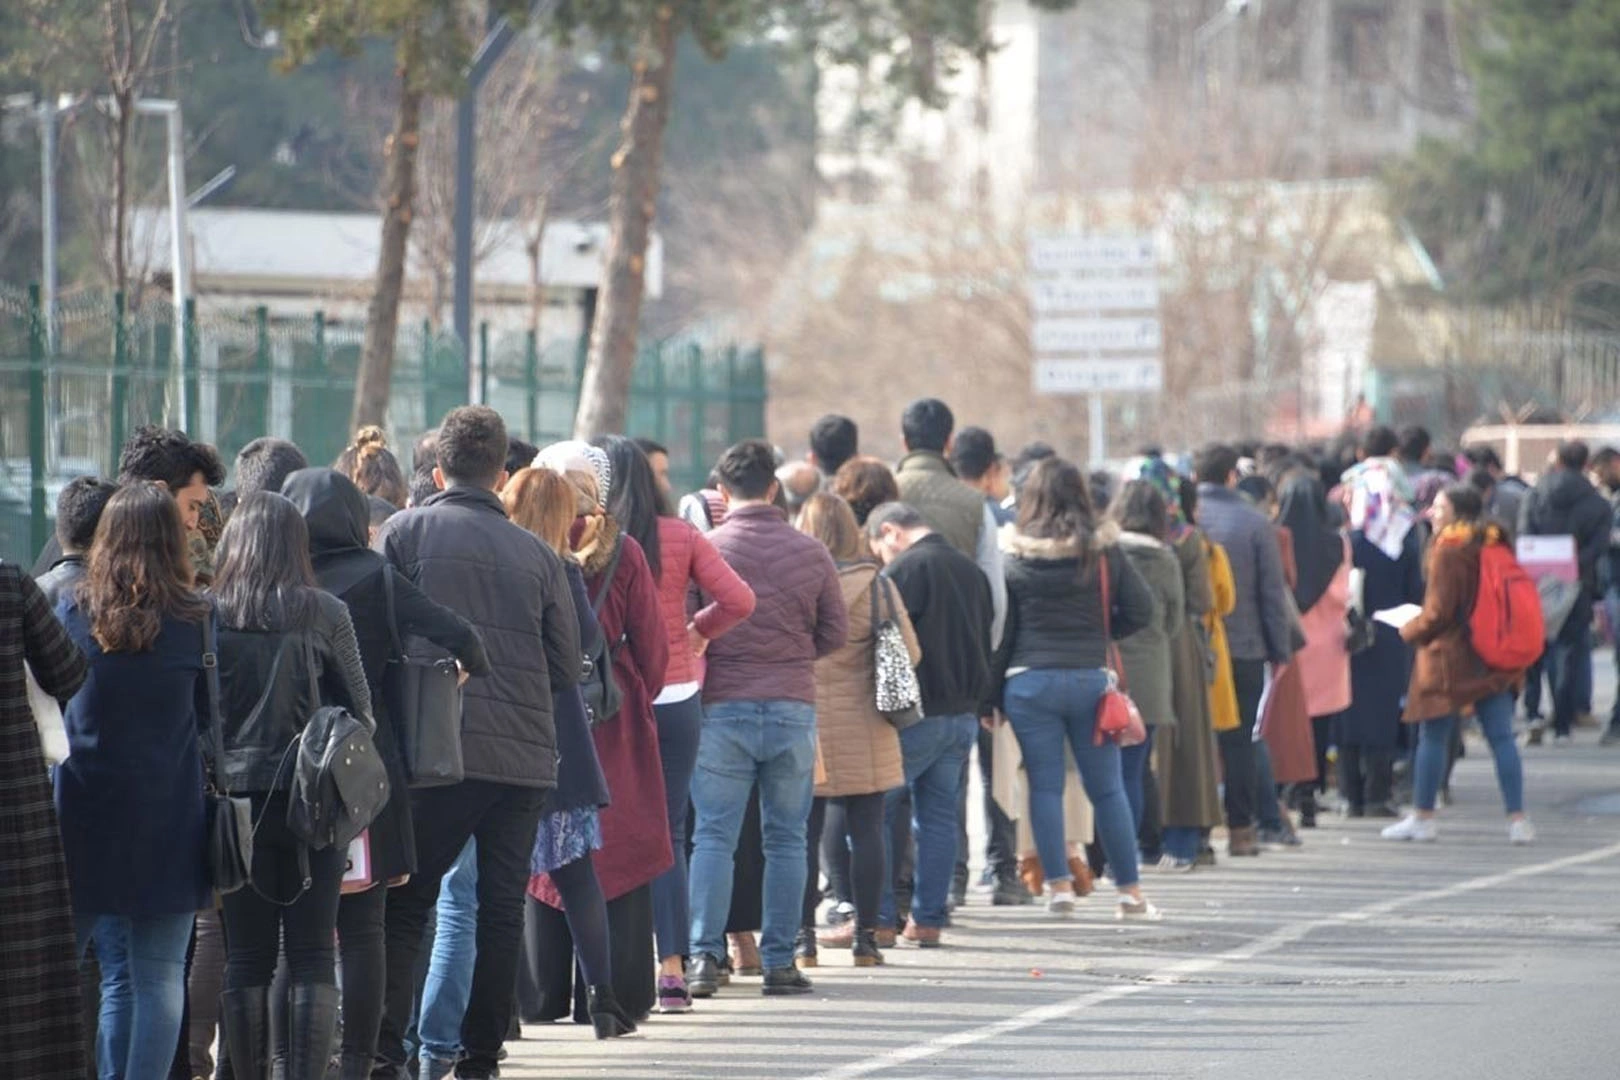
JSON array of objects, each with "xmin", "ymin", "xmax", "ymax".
[{"xmin": 804, "ymin": 840, "xmax": 1620, "ymax": 1080}]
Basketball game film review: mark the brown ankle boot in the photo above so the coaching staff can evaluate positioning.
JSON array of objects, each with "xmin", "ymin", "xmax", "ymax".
[
  {"xmin": 1066, "ymin": 856, "xmax": 1095, "ymax": 896},
  {"xmin": 1018, "ymin": 854, "xmax": 1044, "ymax": 896},
  {"xmin": 1228, "ymin": 825, "xmax": 1261, "ymax": 856}
]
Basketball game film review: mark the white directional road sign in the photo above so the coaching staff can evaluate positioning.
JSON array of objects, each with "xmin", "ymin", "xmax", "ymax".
[
  {"xmin": 1030, "ymin": 277, "xmax": 1160, "ymax": 314},
  {"xmin": 1034, "ymin": 358, "xmax": 1165, "ymax": 395},
  {"xmin": 1032, "ymin": 316, "xmax": 1162, "ymax": 354}
]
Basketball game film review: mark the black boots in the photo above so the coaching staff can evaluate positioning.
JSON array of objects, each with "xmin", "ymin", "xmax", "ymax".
[
  {"xmin": 284, "ymin": 983, "xmax": 340, "ymax": 1080},
  {"xmin": 587, "ymin": 985, "xmax": 637, "ymax": 1040},
  {"xmin": 220, "ymin": 987, "xmax": 269, "ymax": 1080},
  {"xmin": 793, "ymin": 926, "xmax": 818, "ymax": 969},
  {"xmin": 852, "ymin": 928, "xmax": 885, "ymax": 968}
]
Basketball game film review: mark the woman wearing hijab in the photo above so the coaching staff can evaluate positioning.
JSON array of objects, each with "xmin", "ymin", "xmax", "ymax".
[
  {"xmin": 281, "ymin": 468, "xmax": 489, "ymax": 1078},
  {"xmin": 1276, "ymin": 470, "xmax": 1353, "ymax": 828},
  {"xmin": 527, "ymin": 442, "xmax": 671, "ymax": 1024}
]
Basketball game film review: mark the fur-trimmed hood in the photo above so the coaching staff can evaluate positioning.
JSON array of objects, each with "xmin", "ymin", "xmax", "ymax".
[
  {"xmin": 1115, "ymin": 529, "xmax": 1169, "ymax": 552},
  {"xmin": 1000, "ymin": 520, "xmax": 1120, "ymax": 560}
]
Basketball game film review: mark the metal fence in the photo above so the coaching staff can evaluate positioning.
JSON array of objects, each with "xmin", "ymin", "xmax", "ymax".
[{"xmin": 0, "ymin": 284, "xmax": 766, "ymax": 563}]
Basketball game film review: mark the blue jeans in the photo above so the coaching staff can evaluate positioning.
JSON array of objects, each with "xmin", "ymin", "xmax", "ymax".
[
  {"xmin": 1254, "ymin": 738, "xmax": 1283, "ymax": 831},
  {"xmin": 75, "ymin": 912, "xmax": 194, "ymax": 1080},
  {"xmin": 1546, "ymin": 618, "xmax": 1593, "ymax": 736},
  {"xmin": 418, "ymin": 838, "xmax": 478, "ymax": 1066},
  {"xmin": 1120, "ymin": 727, "xmax": 1156, "ymax": 835},
  {"xmin": 689, "ymin": 700, "xmax": 817, "ymax": 971},
  {"xmin": 1161, "ymin": 826, "xmax": 1201, "ymax": 862},
  {"xmin": 651, "ymin": 694, "xmax": 704, "ymax": 962},
  {"xmin": 1005, "ymin": 669, "xmax": 1142, "ymax": 888},
  {"xmin": 878, "ymin": 714, "xmax": 977, "ymax": 929},
  {"xmin": 1414, "ymin": 692, "xmax": 1524, "ymax": 814}
]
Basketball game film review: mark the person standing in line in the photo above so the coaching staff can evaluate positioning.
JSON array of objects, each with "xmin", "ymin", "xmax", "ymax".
[
  {"xmin": 334, "ymin": 427, "xmax": 411, "ymax": 510},
  {"xmin": 991, "ymin": 459, "xmax": 1162, "ymax": 920},
  {"xmin": 525, "ymin": 441, "xmax": 671, "ymax": 1025},
  {"xmin": 1106, "ymin": 481, "xmax": 1186, "ymax": 846},
  {"xmin": 633, "ymin": 438, "xmax": 674, "ymax": 498},
  {"xmin": 211, "ymin": 492, "xmax": 374, "ymax": 1080},
  {"xmin": 374, "ymin": 407, "xmax": 581, "ymax": 1080},
  {"xmin": 1194, "ymin": 444, "xmax": 1297, "ymax": 856},
  {"xmin": 687, "ymin": 440, "xmax": 847, "ymax": 999},
  {"xmin": 281, "ymin": 468, "xmax": 490, "ymax": 1078},
  {"xmin": 795, "ymin": 493, "xmax": 921, "ymax": 967},
  {"xmin": 865, "ymin": 502, "xmax": 993, "ymax": 945},
  {"xmin": 833, "ymin": 457, "xmax": 903, "ymax": 530},
  {"xmin": 1518, "ymin": 440, "xmax": 1611, "ymax": 745},
  {"xmin": 0, "ymin": 561, "xmax": 89, "ymax": 1080},
  {"xmin": 1591, "ymin": 447, "xmax": 1620, "ymax": 747},
  {"xmin": 808, "ymin": 414, "xmax": 860, "ymax": 483},
  {"xmin": 594, "ymin": 435, "xmax": 756, "ymax": 1014},
  {"xmin": 36, "ymin": 477, "xmax": 119, "ymax": 608},
  {"xmin": 1383, "ymin": 484, "xmax": 1536, "ymax": 844}
]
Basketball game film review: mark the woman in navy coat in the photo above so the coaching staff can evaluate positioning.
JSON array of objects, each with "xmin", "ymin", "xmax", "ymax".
[{"xmin": 54, "ymin": 483, "xmax": 213, "ymax": 1080}]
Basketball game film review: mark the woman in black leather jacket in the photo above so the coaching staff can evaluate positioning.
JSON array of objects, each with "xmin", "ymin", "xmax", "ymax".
[
  {"xmin": 211, "ymin": 492, "xmax": 372, "ymax": 1080},
  {"xmin": 282, "ymin": 467, "xmax": 489, "ymax": 1078}
]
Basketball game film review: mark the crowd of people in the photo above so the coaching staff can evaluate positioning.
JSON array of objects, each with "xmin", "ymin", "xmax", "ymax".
[{"xmin": 4, "ymin": 397, "xmax": 1600, "ymax": 1080}]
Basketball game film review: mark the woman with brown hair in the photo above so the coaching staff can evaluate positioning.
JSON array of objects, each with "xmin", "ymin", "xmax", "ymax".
[
  {"xmin": 794, "ymin": 493, "xmax": 919, "ymax": 968},
  {"xmin": 832, "ymin": 457, "xmax": 901, "ymax": 527},
  {"xmin": 54, "ymin": 482, "xmax": 212, "ymax": 1079},
  {"xmin": 335, "ymin": 426, "xmax": 410, "ymax": 508}
]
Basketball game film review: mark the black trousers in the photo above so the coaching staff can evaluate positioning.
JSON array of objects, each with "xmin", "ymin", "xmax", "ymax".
[
  {"xmin": 378, "ymin": 780, "xmax": 546, "ymax": 1076},
  {"xmin": 1218, "ymin": 660, "xmax": 1267, "ymax": 829},
  {"xmin": 526, "ymin": 883, "xmax": 656, "ymax": 1024},
  {"xmin": 1338, "ymin": 744, "xmax": 1394, "ymax": 810},
  {"xmin": 336, "ymin": 883, "xmax": 388, "ymax": 1066},
  {"xmin": 803, "ymin": 793, "xmax": 886, "ymax": 930}
]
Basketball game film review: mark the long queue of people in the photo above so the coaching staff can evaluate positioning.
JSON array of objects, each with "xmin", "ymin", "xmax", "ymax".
[{"xmin": 0, "ymin": 399, "xmax": 1563, "ymax": 1080}]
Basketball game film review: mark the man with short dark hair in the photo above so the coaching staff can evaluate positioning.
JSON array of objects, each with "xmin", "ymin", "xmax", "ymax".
[
  {"xmin": 1396, "ymin": 425, "xmax": 1431, "ymax": 471},
  {"xmin": 688, "ymin": 439, "xmax": 847, "ymax": 999},
  {"xmin": 1465, "ymin": 445, "xmax": 1529, "ymax": 526},
  {"xmin": 1361, "ymin": 426, "xmax": 1400, "ymax": 463},
  {"xmin": 1195, "ymin": 443, "xmax": 1296, "ymax": 856},
  {"xmin": 866, "ymin": 502, "xmax": 993, "ymax": 945},
  {"xmin": 950, "ymin": 427, "xmax": 1012, "ymax": 527},
  {"xmin": 234, "ymin": 437, "xmax": 309, "ymax": 499},
  {"xmin": 808, "ymin": 414, "xmax": 859, "ymax": 479},
  {"xmin": 1519, "ymin": 439, "xmax": 1610, "ymax": 745},
  {"xmin": 35, "ymin": 477, "xmax": 118, "ymax": 608},
  {"xmin": 376, "ymin": 405, "xmax": 580, "ymax": 1079},
  {"xmin": 1592, "ymin": 448, "xmax": 1620, "ymax": 746},
  {"xmin": 634, "ymin": 438, "xmax": 673, "ymax": 496}
]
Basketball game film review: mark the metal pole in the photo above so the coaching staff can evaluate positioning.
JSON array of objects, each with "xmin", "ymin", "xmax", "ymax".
[
  {"xmin": 128, "ymin": 100, "xmax": 190, "ymax": 425},
  {"xmin": 1088, "ymin": 393, "xmax": 1106, "ymax": 467},
  {"xmin": 38, "ymin": 102, "xmax": 56, "ymax": 352}
]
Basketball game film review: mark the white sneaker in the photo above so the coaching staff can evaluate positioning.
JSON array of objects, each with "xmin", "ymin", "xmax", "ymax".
[
  {"xmin": 1380, "ymin": 814, "xmax": 1438, "ymax": 842},
  {"xmin": 1150, "ymin": 854, "xmax": 1196, "ymax": 874},
  {"xmin": 1116, "ymin": 896, "xmax": 1163, "ymax": 922},
  {"xmin": 1046, "ymin": 890, "xmax": 1077, "ymax": 917},
  {"xmin": 1509, "ymin": 818, "xmax": 1537, "ymax": 845}
]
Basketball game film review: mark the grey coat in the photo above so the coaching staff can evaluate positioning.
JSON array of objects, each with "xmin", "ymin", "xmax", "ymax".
[
  {"xmin": 1195, "ymin": 484, "xmax": 1295, "ymax": 664},
  {"xmin": 1112, "ymin": 532, "xmax": 1185, "ymax": 728}
]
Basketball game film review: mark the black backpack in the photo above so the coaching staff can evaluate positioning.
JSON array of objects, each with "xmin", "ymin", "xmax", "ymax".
[{"xmin": 580, "ymin": 539, "xmax": 626, "ymax": 728}]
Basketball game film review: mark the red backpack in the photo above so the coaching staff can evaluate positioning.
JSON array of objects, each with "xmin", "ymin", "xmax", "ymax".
[{"xmin": 1469, "ymin": 541, "xmax": 1544, "ymax": 671}]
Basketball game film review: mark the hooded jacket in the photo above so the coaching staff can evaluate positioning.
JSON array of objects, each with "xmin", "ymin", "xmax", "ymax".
[
  {"xmin": 282, "ymin": 469, "xmax": 490, "ymax": 878},
  {"xmin": 376, "ymin": 484, "xmax": 580, "ymax": 790},
  {"xmin": 1519, "ymin": 466, "xmax": 1611, "ymax": 594},
  {"xmin": 1196, "ymin": 484, "xmax": 1297, "ymax": 664}
]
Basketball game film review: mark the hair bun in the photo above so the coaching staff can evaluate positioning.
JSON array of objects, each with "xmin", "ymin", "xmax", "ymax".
[{"xmin": 353, "ymin": 425, "xmax": 389, "ymax": 461}]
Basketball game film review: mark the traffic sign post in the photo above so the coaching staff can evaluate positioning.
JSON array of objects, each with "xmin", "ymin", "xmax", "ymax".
[{"xmin": 1027, "ymin": 231, "xmax": 1162, "ymax": 465}]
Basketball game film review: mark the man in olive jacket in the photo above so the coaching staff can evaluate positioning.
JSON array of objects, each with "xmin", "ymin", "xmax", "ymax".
[{"xmin": 375, "ymin": 406, "xmax": 580, "ymax": 1080}]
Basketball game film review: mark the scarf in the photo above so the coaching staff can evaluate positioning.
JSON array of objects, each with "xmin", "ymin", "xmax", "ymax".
[
  {"xmin": 1137, "ymin": 455, "xmax": 1190, "ymax": 540},
  {"xmin": 1340, "ymin": 456, "xmax": 1416, "ymax": 560},
  {"xmin": 534, "ymin": 441, "xmax": 613, "ymax": 507}
]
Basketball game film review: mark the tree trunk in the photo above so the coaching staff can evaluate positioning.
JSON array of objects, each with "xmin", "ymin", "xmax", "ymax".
[
  {"xmin": 572, "ymin": 10, "xmax": 677, "ymax": 439},
  {"xmin": 353, "ymin": 69, "xmax": 425, "ymax": 432},
  {"xmin": 111, "ymin": 100, "xmax": 131, "ymax": 299}
]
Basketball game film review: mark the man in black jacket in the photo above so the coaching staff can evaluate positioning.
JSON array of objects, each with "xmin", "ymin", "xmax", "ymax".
[
  {"xmin": 1519, "ymin": 440, "xmax": 1611, "ymax": 744},
  {"xmin": 868, "ymin": 502, "xmax": 993, "ymax": 947},
  {"xmin": 375, "ymin": 406, "xmax": 580, "ymax": 1080}
]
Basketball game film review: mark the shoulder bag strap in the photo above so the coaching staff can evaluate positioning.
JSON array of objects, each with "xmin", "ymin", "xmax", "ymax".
[
  {"xmin": 382, "ymin": 563, "xmax": 403, "ymax": 660},
  {"xmin": 1098, "ymin": 552, "xmax": 1128, "ymax": 691},
  {"xmin": 592, "ymin": 538, "xmax": 625, "ymax": 618},
  {"xmin": 202, "ymin": 606, "xmax": 228, "ymax": 793},
  {"xmin": 869, "ymin": 568, "xmax": 881, "ymax": 630}
]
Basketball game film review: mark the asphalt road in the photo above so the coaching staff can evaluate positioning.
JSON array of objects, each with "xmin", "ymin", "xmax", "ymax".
[{"xmin": 501, "ymin": 714, "xmax": 1620, "ymax": 1079}]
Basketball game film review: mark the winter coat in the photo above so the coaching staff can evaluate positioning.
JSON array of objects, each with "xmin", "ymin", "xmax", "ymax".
[
  {"xmin": 994, "ymin": 523, "xmax": 1155, "ymax": 703},
  {"xmin": 55, "ymin": 605, "xmax": 211, "ymax": 918},
  {"xmin": 1262, "ymin": 528, "xmax": 1318, "ymax": 785},
  {"xmin": 1401, "ymin": 525, "xmax": 1524, "ymax": 723},
  {"xmin": 703, "ymin": 504, "xmax": 847, "ymax": 706},
  {"xmin": 1157, "ymin": 530, "xmax": 1223, "ymax": 830},
  {"xmin": 533, "ymin": 523, "xmax": 670, "ymax": 904},
  {"xmin": 543, "ymin": 561, "xmax": 610, "ymax": 816},
  {"xmin": 377, "ymin": 485, "xmax": 581, "ymax": 789},
  {"xmin": 895, "ymin": 450, "xmax": 986, "ymax": 557},
  {"xmin": 0, "ymin": 565, "xmax": 89, "ymax": 1080},
  {"xmin": 1341, "ymin": 529, "xmax": 1424, "ymax": 748},
  {"xmin": 813, "ymin": 562, "xmax": 920, "ymax": 798},
  {"xmin": 653, "ymin": 516, "xmax": 755, "ymax": 691},
  {"xmin": 1519, "ymin": 466, "xmax": 1611, "ymax": 637},
  {"xmin": 215, "ymin": 591, "xmax": 372, "ymax": 792},
  {"xmin": 34, "ymin": 554, "xmax": 86, "ymax": 610},
  {"xmin": 1204, "ymin": 538, "xmax": 1241, "ymax": 734},
  {"xmin": 1112, "ymin": 532, "xmax": 1185, "ymax": 728},
  {"xmin": 886, "ymin": 534, "xmax": 995, "ymax": 717},
  {"xmin": 283, "ymin": 467, "xmax": 491, "ymax": 880},
  {"xmin": 1196, "ymin": 484, "xmax": 1296, "ymax": 664},
  {"xmin": 1297, "ymin": 534, "xmax": 1353, "ymax": 717}
]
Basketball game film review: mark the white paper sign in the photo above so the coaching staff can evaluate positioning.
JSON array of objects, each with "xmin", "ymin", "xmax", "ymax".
[{"xmin": 1373, "ymin": 604, "xmax": 1422, "ymax": 630}]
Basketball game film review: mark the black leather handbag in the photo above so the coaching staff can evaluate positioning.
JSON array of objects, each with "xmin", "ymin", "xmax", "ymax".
[
  {"xmin": 287, "ymin": 638, "xmax": 390, "ymax": 851},
  {"xmin": 200, "ymin": 609, "xmax": 253, "ymax": 896},
  {"xmin": 381, "ymin": 565, "xmax": 464, "ymax": 788}
]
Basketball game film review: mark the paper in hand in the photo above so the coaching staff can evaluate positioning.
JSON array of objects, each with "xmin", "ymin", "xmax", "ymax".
[{"xmin": 1372, "ymin": 604, "xmax": 1422, "ymax": 630}]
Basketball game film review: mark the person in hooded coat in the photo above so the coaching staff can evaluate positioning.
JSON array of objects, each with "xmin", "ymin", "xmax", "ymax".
[{"xmin": 281, "ymin": 468, "xmax": 489, "ymax": 1079}]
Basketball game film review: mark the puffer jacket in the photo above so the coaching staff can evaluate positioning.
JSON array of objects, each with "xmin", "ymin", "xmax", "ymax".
[
  {"xmin": 655, "ymin": 516, "xmax": 755, "ymax": 690},
  {"xmin": 703, "ymin": 503, "xmax": 848, "ymax": 705},
  {"xmin": 814, "ymin": 562, "xmax": 921, "ymax": 798},
  {"xmin": 215, "ymin": 591, "xmax": 372, "ymax": 793},
  {"xmin": 376, "ymin": 485, "xmax": 580, "ymax": 789},
  {"xmin": 1113, "ymin": 531, "xmax": 1186, "ymax": 728}
]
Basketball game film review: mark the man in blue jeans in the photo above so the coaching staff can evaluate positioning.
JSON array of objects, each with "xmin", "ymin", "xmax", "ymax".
[
  {"xmin": 687, "ymin": 440, "xmax": 848, "ymax": 997},
  {"xmin": 868, "ymin": 503, "xmax": 995, "ymax": 947}
]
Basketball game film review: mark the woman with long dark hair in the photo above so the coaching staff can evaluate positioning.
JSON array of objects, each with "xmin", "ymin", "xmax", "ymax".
[
  {"xmin": 994, "ymin": 458, "xmax": 1162, "ymax": 919},
  {"xmin": 1383, "ymin": 484, "xmax": 1535, "ymax": 845},
  {"xmin": 55, "ymin": 484, "xmax": 212, "ymax": 1080},
  {"xmin": 211, "ymin": 492, "xmax": 372, "ymax": 1080},
  {"xmin": 281, "ymin": 468, "xmax": 488, "ymax": 1076},
  {"xmin": 592, "ymin": 435, "xmax": 754, "ymax": 1011}
]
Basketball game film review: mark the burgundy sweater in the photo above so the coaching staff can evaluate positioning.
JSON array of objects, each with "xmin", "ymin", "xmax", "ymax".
[{"xmin": 703, "ymin": 504, "xmax": 848, "ymax": 705}]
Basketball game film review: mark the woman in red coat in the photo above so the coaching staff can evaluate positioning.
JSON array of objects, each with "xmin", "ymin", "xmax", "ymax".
[{"xmin": 528, "ymin": 443, "xmax": 671, "ymax": 1023}]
